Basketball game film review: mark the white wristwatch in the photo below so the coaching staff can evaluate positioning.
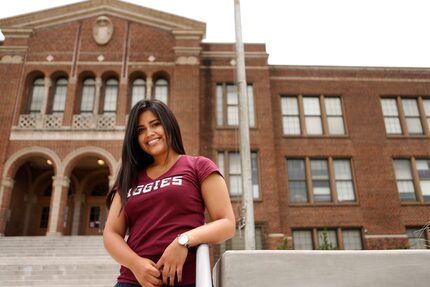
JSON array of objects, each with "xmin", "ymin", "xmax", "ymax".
[{"xmin": 177, "ymin": 234, "xmax": 190, "ymax": 248}]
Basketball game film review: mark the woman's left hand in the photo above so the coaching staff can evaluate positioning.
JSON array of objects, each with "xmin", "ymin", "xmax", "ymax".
[{"xmin": 155, "ymin": 237, "xmax": 188, "ymax": 285}]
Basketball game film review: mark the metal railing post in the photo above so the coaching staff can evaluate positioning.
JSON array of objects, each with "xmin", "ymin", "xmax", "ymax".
[{"xmin": 196, "ymin": 244, "xmax": 212, "ymax": 287}]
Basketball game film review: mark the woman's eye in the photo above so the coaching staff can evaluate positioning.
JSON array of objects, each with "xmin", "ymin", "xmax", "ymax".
[{"xmin": 136, "ymin": 127, "xmax": 145, "ymax": 134}]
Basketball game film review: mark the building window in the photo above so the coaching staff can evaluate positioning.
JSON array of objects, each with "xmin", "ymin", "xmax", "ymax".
[
  {"xmin": 103, "ymin": 78, "xmax": 118, "ymax": 113},
  {"xmin": 286, "ymin": 158, "xmax": 356, "ymax": 204},
  {"xmin": 80, "ymin": 78, "xmax": 96, "ymax": 113},
  {"xmin": 293, "ymin": 228, "xmax": 363, "ymax": 250},
  {"xmin": 154, "ymin": 78, "xmax": 168, "ymax": 105},
  {"xmin": 381, "ymin": 97, "xmax": 430, "ymax": 136},
  {"xmin": 217, "ymin": 151, "xmax": 260, "ymax": 199},
  {"xmin": 393, "ymin": 158, "xmax": 430, "ymax": 202},
  {"xmin": 406, "ymin": 227, "xmax": 428, "ymax": 249},
  {"xmin": 52, "ymin": 78, "xmax": 68, "ymax": 114},
  {"xmin": 292, "ymin": 230, "xmax": 313, "ymax": 250},
  {"xmin": 281, "ymin": 95, "xmax": 345, "ymax": 136},
  {"xmin": 216, "ymin": 83, "xmax": 255, "ymax": 128},
  {"xmin": 131, "ymin": 78, "xmax": 146, "ymax": 109},
  {"xmin": 29, "ymin": 78, "xmax": 45, "ymax": 114}
]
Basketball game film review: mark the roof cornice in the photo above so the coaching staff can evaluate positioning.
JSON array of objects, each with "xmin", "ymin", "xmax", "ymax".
[{"xmin": 0, "ymin": 0, "xmax": 205, "ymax": 36}]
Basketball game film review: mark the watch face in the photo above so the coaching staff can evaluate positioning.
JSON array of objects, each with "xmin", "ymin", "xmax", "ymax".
[{"xmin": 178, "ymin": 235, "xmax": 188, "ymax": 245}]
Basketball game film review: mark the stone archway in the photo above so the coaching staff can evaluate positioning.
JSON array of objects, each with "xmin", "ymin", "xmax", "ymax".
[{"xmin": 0, "ymin": 147, "xmax": 61, "ymax": 236}]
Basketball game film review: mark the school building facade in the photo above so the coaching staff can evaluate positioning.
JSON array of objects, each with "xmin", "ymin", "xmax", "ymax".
[{"xmin": 0, "ymin": 0, "xmax": 429, "ymax": 253}]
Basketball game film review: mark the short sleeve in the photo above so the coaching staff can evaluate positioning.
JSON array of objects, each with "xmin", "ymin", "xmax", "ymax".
[{"xmin": 195, "ymin": 156, "xmax": 222, "ymax": 185}]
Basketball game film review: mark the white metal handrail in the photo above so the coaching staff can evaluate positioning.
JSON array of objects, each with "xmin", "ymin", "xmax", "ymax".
[{"xmin": 196, "ymin": 244, "xmax": 212, "ymax": 287}]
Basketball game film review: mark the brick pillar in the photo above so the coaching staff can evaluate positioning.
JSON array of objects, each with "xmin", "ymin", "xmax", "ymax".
[
  {"xmin": 63, "ymin": 76, "xmax": 78, "ymax": 126},
  {"xmin": 0, "ymin": 177, "xmax": 15, "ymax": 236},
  {"xmin": 46, "ymin": 176, "xmax": 70, "ymax": 236},
  {"xmin": 116, "ymin": 78, "xmax": 128, "ymax": 126}
]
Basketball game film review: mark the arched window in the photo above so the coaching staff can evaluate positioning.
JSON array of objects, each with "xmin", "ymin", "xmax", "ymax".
[
  {"xmin": 103, "ymin": 78, "xmax": 118, "ymax": 113},
  {"xmin": 80, "ymin": 78, "xmax": 95, "ymax": 113},
  {"xmin": 52, "ymin": 78, "xmax": 68, "ymax": 114},
  {"xmin": 29, "ymin": 78, "xmax": 45, "ymax": 114},
  {"xmin": 154, "ymin": 78, "xmax": 168, "ymax": 104},
  {"xmin": 131, "ymin": 78, "xmax": 146, "ymax": 109}
]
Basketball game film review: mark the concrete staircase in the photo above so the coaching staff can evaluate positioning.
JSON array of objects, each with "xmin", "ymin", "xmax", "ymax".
[{"xmin": 0, "ymin": 236, "xmax": 119, "ymax": 287}]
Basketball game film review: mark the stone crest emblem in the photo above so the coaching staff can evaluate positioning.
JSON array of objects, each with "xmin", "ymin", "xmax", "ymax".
[{"xmin": 92, "ymin": 16, "xmax": 113, "ymax": 45}]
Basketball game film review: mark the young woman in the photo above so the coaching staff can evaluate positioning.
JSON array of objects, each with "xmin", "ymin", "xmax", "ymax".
[{"xmin": 104, "ymin": 99, "xmax": 235, "ymax": 287}]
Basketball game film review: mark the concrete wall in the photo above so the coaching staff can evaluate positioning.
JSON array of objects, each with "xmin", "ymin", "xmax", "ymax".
[{"xmin": 213, "ymin": 250, "xmax": 430, "ymax": 287}]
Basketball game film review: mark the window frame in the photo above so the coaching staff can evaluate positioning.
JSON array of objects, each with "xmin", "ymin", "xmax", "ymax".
[
  {"xmin": 280, "ymin": 95, "xmax": 347, "ymax": 137},
  {"xmin": 292, "ymin": 228, "xmax": 364, "ymax": 250},
  {"xmin": 393, "ymin": 157, "xmax": 430, "ymax": 203},
  {"xmin": 102, "ymin": 78, "xmax": 119, "ymax": 114},
  {"xmin": 28, "ymin": 77, "xmax": 45, "ymax": 114},
  {"xmin": 216, "ymin": 83, "xmax": 256, "ymax": 128},
  {"xmin": 381, "ymin": 96, "xmax": 430, "ymax": 136},
  {"xmin": 51, "ymin": 77, "xmax": 68, "ymax": 114},
  {"xmin": 286, "ymin": 157, "xmax": 358, "ymax": 205},
  {"xmin": 217, "ymin": 150, "xmax": 261, "ymax": 200}
]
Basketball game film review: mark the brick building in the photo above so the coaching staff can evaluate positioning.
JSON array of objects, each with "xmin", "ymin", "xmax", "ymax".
[{"xmin": 0, "ymin": 0, "xmax": 429, "ymax": 253}]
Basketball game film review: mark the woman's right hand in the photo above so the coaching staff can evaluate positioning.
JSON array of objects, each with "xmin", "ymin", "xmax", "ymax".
[{"xmin": 130, "ymin": 257, "xmax": 162, "ymax": 287}]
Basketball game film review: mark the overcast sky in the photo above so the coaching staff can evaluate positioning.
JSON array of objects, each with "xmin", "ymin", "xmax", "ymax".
[{"xmin": 1, "ymin": 0, "xmax": 429, "ymax": 68}]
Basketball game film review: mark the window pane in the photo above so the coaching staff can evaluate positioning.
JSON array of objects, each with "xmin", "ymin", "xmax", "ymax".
[
  {"xmin": 226, "ymin": 85, "xmax": 237, "ymax": 105},
  {"xmin": 104, "ymin": 78, "xmax": 118, "ymax": 113},
  {"xmin": 327, "ymin": 117, "xmax": 345, "ymax": 135},
  {"xmin": 407, "ymin": 228, "xmax": 427, "ymax": 249},
  {"xmin": 52, "ymin": 78, "xmax": 68, "ymax": 113},
  {"xmin": 251, "ymin": 152, "xmax": 260, "ymax": 198},
  {"xmin": 229, "ymin": 175, "xmax": 241, "ymax": 196},
  {"xmin": 406, "ymin": 118, "xmax": 423, "ymax": 134},
  {"xmin": 325, "ymin": 98, "xmax": 342, "ymax": 116},
  {"xmin": 402, "ymin": 99, "xmax": 419, "ymax": 116},
  {"xmin": 154, "ymin": 79, "xmax": 168, "ymax": 104},
  {"xmin": 227, "ymin": 106, "xmax": 239, "ymax": 125},
  {"xmin": 282, "ymin": 97, "xmax": 299, "ymax": 115},
  {"xmin": 311, "ymin": 160, "xmax": 331, "ymax": 202},
  {"xmin": 229, "ymin": 153, "xmax": 241, "ymax": 196},
  {"xmin": 334, "ymin": 160, "xmax": 355, "ymax": 201},
  {"xmin": 303, "ymin": 97, "xmax": 321, "ymax": 115},
  {"xmin": 289, "ymin": 181, "xmax": 308, "ymax": 202},
  {"xmin": 305, "ymin": 117, "xmax": 323, "ymax": 135},
  {"xmin": 424, "ymin": 99, "xmax": 430, "ymax": 116},
  {"xmin": 247, "ymin": 85, "xmax": 255, "ymax": 127},
  {"xmin": 416, "ymin": 159, "xmax": 430, "ymax": 201},
  {"xmin": 342, "ymin": 230, "xmax": 363, "ymax": 250},
  {"xmin": 81, "ymin": 78, "xmax": 95, "ymax": 113},
  {"xmin": 216, "ymin": 85, "xmax": 223, "ymax": 126},
  {"xmin": 288, "ymin": 159, "xmax": 306, "ymax": 180},
  {"xmin": 402, "ymin": 99, "xmax": 423, "ymax": 134},
  {"xmin": 381, "ymin": 98, "xmax": 399, "ymax": 116},
  {"xmin": 293, "ymin": 230, "xmax": 313, "ymax": 250},
  {"xmin": 318, "ymin": 230, "xmax": 338, "ymax": 249},
  {"xmin": 131, "ymin": 78, "xmax": 145, "ymax": 109},
  {"xmin": 336, "ymin": 181, "xmax": 355, "ymax": 201},
  {"xmin": 283, "ymin": 117, "xmax": 301, "ymax": 135},
  {"xmin": 394, "ymin": 159, "xmax": 416, "ymax": 201},
  {"xmin": 384, "ymin": 118, "xmax": 402, "ymax": 134},
  {"xmin": 30, "ymin": 78, "xmax": 45, "ymax": 113}
]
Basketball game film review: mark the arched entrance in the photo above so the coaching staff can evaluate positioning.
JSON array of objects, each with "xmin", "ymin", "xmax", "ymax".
[
  {"xmin": 5, "ymin": 157, "xmax": 55, "ymax": 236},
  {"xmin": 70, "ymin": 161, "xmax": 110, "ymax": 235}
]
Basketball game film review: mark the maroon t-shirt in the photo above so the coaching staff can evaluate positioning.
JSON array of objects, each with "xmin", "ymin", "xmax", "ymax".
[{"xmin": 118, "ymin": 155, "xmax": 220, "ymax": 285}]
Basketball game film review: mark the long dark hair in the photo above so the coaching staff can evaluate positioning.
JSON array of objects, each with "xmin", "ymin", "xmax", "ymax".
[{"xmin": 106, "ymin": 99, "xmax": 186, "ymax": 209}]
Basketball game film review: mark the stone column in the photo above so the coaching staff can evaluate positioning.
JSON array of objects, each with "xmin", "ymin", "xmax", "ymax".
[
  {"xmin": 0, "ymin": 177, "xmax": 15, "ymax": 236},
  {"xmin": 93, "ymin": 76, "xmax": 102, "ymax": 115},
  {"xmin": 46, "ymin": 176, "xmax": 70, "ymax": 236},
  {"xmin": 71, "ymin": 192, "xmax": 84, "ymax": 235},
  {"xmin": 41, "ymin": 76, "xmax": 52, "ymax": 115},
  {"xmin": 22, "ymin": 193, "xmax": 37, "ymax": 236},
  {"xmin": 146, "ymin": 76, "xmax": 152, "ymax": 100}
]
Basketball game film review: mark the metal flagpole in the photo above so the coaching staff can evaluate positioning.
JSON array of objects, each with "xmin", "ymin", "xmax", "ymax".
[{"xmin": 233, "ymin": 0, "xmax": 256, "ymax": 250}]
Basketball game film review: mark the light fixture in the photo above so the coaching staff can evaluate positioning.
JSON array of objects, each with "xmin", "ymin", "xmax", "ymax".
[
  {"xmin": 46, "ymin": 159, "xmax": 53, "ymax": 165},
  {"xmin": 97, "ymin": 159, "xmax": 105, "ymax": 166}
]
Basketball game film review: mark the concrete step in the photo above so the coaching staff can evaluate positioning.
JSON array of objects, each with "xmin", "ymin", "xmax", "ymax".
[{"xmin": 0, "ymin": 236, "xmax": 120, "ymax": 287}]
